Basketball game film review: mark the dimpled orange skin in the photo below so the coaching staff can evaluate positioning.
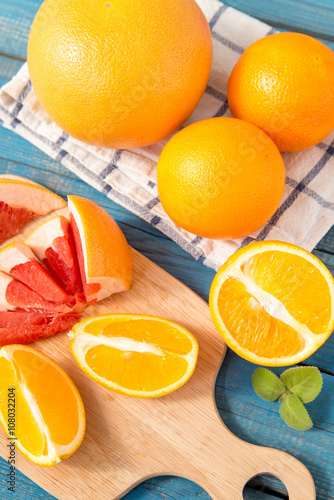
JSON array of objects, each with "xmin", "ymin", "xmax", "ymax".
[
  {"xmin": 227, "ymin": 32, "xmax": 334, "ymax": 152},
  {"xmin": 157, "ymin": 117, "xmax": 285, "ymax": 240},
  {"xmin": 27, "ymin": 0, "xmax": 212, "ymax": 149}
]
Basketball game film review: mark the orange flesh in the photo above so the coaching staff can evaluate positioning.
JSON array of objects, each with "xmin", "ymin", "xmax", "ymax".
[
  {"xmin": 218, "ymin": 277, "xmax": 305, "ymax": 358},
  {"xmin": 0, "ymin": 349, "xmax": 80, "ymax": 454},
  {"xmin": 82, "ymin": 318, "xmax": 194, "ymax": 392},
  {"xmin": 216, "ymin": 250, "xmax": 333, "ymax": 359},
  {"xmin": 241, "ymin": 251, "xmax": 332, "ymax": 335}
]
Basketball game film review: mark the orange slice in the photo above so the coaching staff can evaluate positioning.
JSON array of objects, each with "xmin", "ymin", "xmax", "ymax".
[
  {"xmin": 69, "ymin": 314, "xmax": 199, "ymax": 398},
  {"xmin": 68, "ymin": 196, "xmax": 132, "ymax": 303},
  {"xmin": 25, "ymin": 216, "xmax": 83, "ymax": 296},
  {"xmin": 0, "ymin": 344, "xmax": 85, "ymax": 466},
  {"xmin": 209, "ymin": 241, "xmax": 334, "ymax": 366},
  {"xmin": 0, "ymin": 178, "xmax": 66, "ymax": 244}
]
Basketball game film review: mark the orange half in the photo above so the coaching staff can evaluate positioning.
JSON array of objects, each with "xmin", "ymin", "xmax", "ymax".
[
  {"xmin": 69, "ymin": 314, "xmax": 199, "ymax": 398},
  {"xmin": 209, "ymin": 241, "xmax": 334, "ymax": 366}
]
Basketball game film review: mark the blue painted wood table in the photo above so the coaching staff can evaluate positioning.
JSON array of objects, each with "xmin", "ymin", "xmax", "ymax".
[{"xmin": 0, "ymin": 1, "xmax": 333, "ymax": 499}]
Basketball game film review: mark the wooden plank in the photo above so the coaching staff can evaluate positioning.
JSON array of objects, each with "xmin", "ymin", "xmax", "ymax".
[
  {"xmin": 0, "ymin": 54, "xmax": 22, "ymax": 87},
  {"xmin": 223, "ymin": 0, "xmax": 334, "ymax": 48},
  {"xmin": 0, "ymin": 0, "xmax": 333, "ymax": 60}
]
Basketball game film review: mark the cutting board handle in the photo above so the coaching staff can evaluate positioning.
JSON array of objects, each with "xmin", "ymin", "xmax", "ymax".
[{"xmin": 175, "ymin": 404, "xmax": 316, "ymax": 500}]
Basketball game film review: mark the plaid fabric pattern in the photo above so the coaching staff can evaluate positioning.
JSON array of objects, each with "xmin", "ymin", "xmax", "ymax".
[{"xmin": 1, "ymin": 0, "xmax": 334, "ymax": 271}]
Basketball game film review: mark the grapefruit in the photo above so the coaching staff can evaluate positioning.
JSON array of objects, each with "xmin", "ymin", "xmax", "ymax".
[
  {"xmin": 0, "ymin": 178, "xmax": 66, "ymax": 244},
  {"xmin": 25, "ymin": 216, "xmax": 83, "ymax": 295},
  {"xmin": 68, "ymin": 196, "xmax": 132, "ymax": 303},
  {"xmin": 27, "ymin": 0, "xmax": 212, "ymax": 149},
  {"xmin": 0, "ymin": 186, "xmax": 133, "ymax": 345},
  {"xmin": 0, "ymin": 312, "xmax": 80, "ymax": 346},
  {"xmin": 0, "ymin": 271, "xmax": 77, "ymax": 314},
  {"xmin": 0, "ymin": 241, "xmax": 72, "ymax": 304}
]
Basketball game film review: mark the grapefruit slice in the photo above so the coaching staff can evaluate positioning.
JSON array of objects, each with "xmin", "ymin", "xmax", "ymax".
[
  {"xmin": 25, "ymin": 216, "xmax": 83, "ymax": 295},
  {"xmin": 0, "ymin": 202, "xmax": 35, "ymax": 245},
  {"xmin": 68, "ymin": 196, "xmax": 132, "ymax": 303},
  {"xmin": 0, "ymin": 241, "xmax": 71, "ymax": 304},
  {"xmin": 0, "ymin": 271, "xmax": 76, "ymax": 313},
  {"xmin": 0, "ymin": 177, "xmax": 66, "ymax": 244},
  {"xmin": 0, "ymin": 313, "xmax": 80, "ymax": 346},
  {"xmin": 0, "ymin": 345, "xmax": 85, "ymax": 465},
  {"xmin": 0, "ymin": 310, "xmax": 47, "ymax": 327}
]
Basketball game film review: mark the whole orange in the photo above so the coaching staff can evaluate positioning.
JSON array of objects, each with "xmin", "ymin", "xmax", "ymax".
[
  {"xmin": 27, "ymin": 0, "xmax": 212, "ymax": 149},
  {"xmin": 227, "ymin": 32, "xmax": 334, "ymax": 152},
  {"xmin": 157, "ymin": 117, "xmax": 285, "ymax": 240}
]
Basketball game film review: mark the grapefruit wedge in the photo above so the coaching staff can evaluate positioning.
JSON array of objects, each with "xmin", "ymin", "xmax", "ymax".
[
  {"xmin": 0, "ymin": 241, "xmax": 72, "ymax": 304},
  {"xmin": 0, "ymin": 177, "xmax": 66, "ymax": 244},
  {"xmin": 0, "ymin": 271, "xmax": 75, "ymax": 313},
  {"xmin": 0, "ymin": 311, "xmax": 80, "ymax": 346},
  {"xmin": 25, "ymin": 216, "xmax": 83, "ymax": 295},
  {"xmin": 68, "ymin": 196, "xmax": 132, "ymax": 303}
]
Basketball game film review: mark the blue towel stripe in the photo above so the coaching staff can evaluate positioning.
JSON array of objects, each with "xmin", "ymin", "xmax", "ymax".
[
  {"xmin": 240, "ymin": 139, "xmax": 334, "ymax": 245},
  {"xmin": 209, "ymin": 4, "xmax": 229, "ymax": 29}
]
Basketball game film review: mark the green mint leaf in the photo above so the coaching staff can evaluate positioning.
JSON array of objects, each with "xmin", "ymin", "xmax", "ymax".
[
  {"xmin": 252, "ymin": 368, "xmax": 285, "ymax": 401},
  {"xmin": 279, "ymin": 394, "xmax": 313, "ymax": 431},
  {"xmin": 280, "ymin": 366, "xmax": 322, "ymax": 403}
]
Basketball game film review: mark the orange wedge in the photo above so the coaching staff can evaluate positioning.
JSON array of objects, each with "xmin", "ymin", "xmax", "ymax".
[
  {"xmin": 0, "ymin": 344, "xmax": 85, "ymax": 466},
  {"xmin": 209, "ymin": 241, "xmax": 334, "ymax": 366},
  {"xmin": 69, "ymin": 314, "xmax": 199, "ymax": 398},
  {"xmin": 0, "ymin": 177, "xmax": 66, "ymax": 244},
  {"xmin": 68, "ymin": 196, "xmax": 132, "ymax": 303}
]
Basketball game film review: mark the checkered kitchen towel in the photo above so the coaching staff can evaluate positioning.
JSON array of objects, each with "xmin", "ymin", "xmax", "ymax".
[{"xmin": 1, "ymin": 0, "xmax": 334, "ymax": 271}]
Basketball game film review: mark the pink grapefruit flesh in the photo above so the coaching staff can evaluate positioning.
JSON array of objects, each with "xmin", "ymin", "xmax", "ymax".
[
  {"xmin": 0, "ymin": 271, "xmax": 75, "ymax": 313},
  {"xmin": 0, "ymin": 202, "xmax": 35, "ymax": 244},
  {"xmin": 0, "ymin": 312, "xmax": 80, "ymax": 346},
  {"xmin": 0, "ymin": 241, "xmax": 72, "ymax": 304},
  {"xmin": 25, "ymin": 216, "xmax": 83, "ymax": 295},
  {"xmin": 0, "ymin": 177, "xmax": 66, "ymax": 245}
]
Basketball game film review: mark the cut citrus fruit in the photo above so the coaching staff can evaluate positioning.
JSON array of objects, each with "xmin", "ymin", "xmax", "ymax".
[
  {"xmin": 0, "ymin": 178, "xmax": 66, "ymax": 244},
  {"xmin": 0, "ymin": 270, "xmax": 75, "ymax": 314},
  {"xmin": 69, "ymin": 314, "xmax": 199, "ymax": 398},
  {"xmin": 0, "ymin": 312, "xmax": 80, "ymax": 346},
  {"xmin": 68, "ymin": 196, "xmax": 132, "ymax": 303},
  {"xmin": 0, "ymin": 344, "xmax": 85, "ymax": 466},
  {"xmin": 25, "ymin": 216, "xmax": 83, "ymax": 295},
  {"xmin": 0, "ymin": 241, "xmax": 71, "ymax": 304},
  {"xmin": 209, "ymin": 241, "xmax": 334, "ymax": 366}
]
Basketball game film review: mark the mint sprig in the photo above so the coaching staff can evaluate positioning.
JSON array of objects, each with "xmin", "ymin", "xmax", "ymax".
[{"xmin": 252, "ymin": 366, "xmax": 322, "ymax": 431}]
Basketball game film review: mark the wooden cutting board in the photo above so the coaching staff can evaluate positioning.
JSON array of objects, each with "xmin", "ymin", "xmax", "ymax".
[{"xmin": 0, "ymin": 208, "xmax": 316, "ymax": 500}]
